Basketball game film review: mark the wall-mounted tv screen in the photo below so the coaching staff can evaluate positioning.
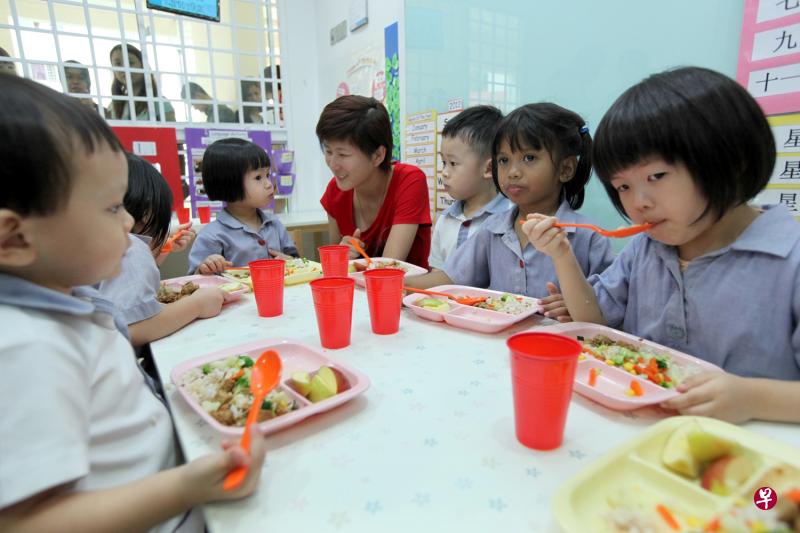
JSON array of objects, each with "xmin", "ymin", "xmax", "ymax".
[{"xmin": 146, "ymin": 0, "xmax": 220, "ymax": 22}]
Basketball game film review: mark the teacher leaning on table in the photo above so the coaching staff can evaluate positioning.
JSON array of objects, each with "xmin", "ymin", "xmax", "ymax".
[{"xmin": 316, "ymin": 95, "xmax": 432, "ymax": 269}]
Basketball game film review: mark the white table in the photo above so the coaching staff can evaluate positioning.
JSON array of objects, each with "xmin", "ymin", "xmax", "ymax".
[{"xmin": 151, "ymin": 285, "xmax": 800, "ymax": 533}]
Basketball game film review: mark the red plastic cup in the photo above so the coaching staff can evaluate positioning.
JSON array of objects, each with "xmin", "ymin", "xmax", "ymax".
[
  {"xmin": 176, "ymin": 206, "xmax": 190, "ymax": 224},
  {"xmin": 363, "ymin": 268, "xmax": 404, "ymax": 334},
  {"xmin": 318, "ymin": 245, "xmax": 350, "ymax": 277},
  {"xmin": 309, "ymin": 277, "xmax": 355, "ymax": 349},
  {"xmin": 197, "ymin": 206, "xmax": 211, "ymax": 223},
  {"xmin": 249, "ymin": 259, "xmax": 285, "ymax": 317},
  {"xmin": 507, "ymin": 332, "xmax": 581, "ymax": 450}
]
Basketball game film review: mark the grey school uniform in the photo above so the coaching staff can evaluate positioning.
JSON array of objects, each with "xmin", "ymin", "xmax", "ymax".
[
  {"xmin": 589, "ymin": 204, "xmax": 800, "ymax": 381},
  {"xmin": 97, "ymin": 234, "xmax": 162, "ymax": 325},
  {"xmin": 443, "ymin": 201, "xmax": 615, "ymax": 299},
  {"xmin": 187, "ymin": 208, "xmax": 298, "ymax": 273}
]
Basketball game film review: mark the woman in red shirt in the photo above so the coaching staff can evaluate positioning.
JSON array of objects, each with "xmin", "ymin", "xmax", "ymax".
[{"xmin": 317, "ymin": 95, "xmax": 431, "ymax": 269}]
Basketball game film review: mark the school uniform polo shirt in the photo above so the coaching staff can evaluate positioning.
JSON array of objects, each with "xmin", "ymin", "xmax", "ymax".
[
  {"xmin": 590, "ymin": 204, "xmax": 800, "ymax": 380},
  {"xmin": 0, "ymin": 274, "xmax": 202, "ymax": 532},
  {"xmin": 187, "ymin": 208, "xmax": 298, "ymax": 273},
  {"xmin": 443, "ymin": 201, "xmax": 615, "ymax": 299},
  {"xmin": 428, "ymin": 193, "xmax": 513, "ymax": 270}
]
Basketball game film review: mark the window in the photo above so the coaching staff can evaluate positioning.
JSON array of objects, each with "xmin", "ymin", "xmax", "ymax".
[{"xmin": 0, "ymin": 0, "xmax": 284, "ymax": 128}]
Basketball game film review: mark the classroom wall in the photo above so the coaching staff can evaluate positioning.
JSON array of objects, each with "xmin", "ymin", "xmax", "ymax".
[{"xmin": 404, "ymin": 0, "xmax": 746, "ymax": 242}]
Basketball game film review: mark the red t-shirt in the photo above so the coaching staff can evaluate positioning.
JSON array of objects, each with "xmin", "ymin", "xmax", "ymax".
[{"xmin": 320, "ymin": 162, "xmax": 432, "ymax": 270}]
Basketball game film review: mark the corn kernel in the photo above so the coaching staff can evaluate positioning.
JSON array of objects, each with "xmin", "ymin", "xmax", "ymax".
[
  {"xmin": 578, "ymin": 354, "xmax": 587, "ymax": 361},
  {"xmin": 605, "ymin": 359, "xmax": 616, "ymax": 366},
  {"xmin": 623, "ymin": 362, "xmax": 634, "ymax": 371},
  {"xmin": 686, "ymin": 517, "xmax": 699, "ymax": 528},
  {"xmin": 625, "ymin": 389, "xmax": 635, "ymax": 396}
]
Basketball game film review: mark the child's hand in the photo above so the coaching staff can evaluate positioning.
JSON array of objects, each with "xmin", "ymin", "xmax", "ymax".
[
  {"xmin": 169, "ymin": 222, "xmax": 196, "ymax": 253},
  {"xmin": 539, "ymin": 282, "xmax": 572, "ymax": 322},
  {"xmin": 660, "ymin": 371, "xmax": 755, "ymax": 423},
  {"xmin": 521, "ymin": 214, "xmax": 571, "ymax": 259},
  {"xmin": 188, "ymin": 287, "xmax": 226, "ymax": 318},
  {"xmin": 268, "ymin": 248, "xmax": 293, "ymax": 260},
  {"xmin": 179, "ymin": 426, "xmax": 268, "ymax": 504},
  {"xmin": 198, "ymin": 254, "xmax": 232, "ymax": 275},
  {"xmin": 340, "ymin": 228, "xmax": 364, "ymax": 259}
]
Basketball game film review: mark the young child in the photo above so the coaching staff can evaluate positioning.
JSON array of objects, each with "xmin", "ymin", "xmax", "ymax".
[
  {"xmin": 98, "ymin": 153, "xmax": 227, "ymax": 348},
  {"xmin": 0, "ymin": 76, "xmax": 267, "ymax": 531},
  {"xmin": 188, "ymin": 138, "xmax": 298, "ymax": 274},
  {"xmin": 428, "ymin": 105, "xmax": 512, "ymax": 270},
  {"xmin": 523, "ymin": 67, "xmax": 800, "ymax": 423},
  {"xmin": 406, "ymin": 103, "xmax": 614, "ymax": 307}
]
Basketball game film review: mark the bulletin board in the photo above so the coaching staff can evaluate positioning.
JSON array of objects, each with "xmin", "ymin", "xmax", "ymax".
[
  {"xmin": 754, "ymin": 113, "xmax": 800, "ymax": 219},
  {"xmin": 404, "ymin": 111, "xmax": 437, "ymax": 220},
  {"xmin": 737, "ymin": 0, "xmax": 800, "ymax": 115},
  {"xmin": 111, "ymin": 126, "xmax": 183, "ymax": 214}
]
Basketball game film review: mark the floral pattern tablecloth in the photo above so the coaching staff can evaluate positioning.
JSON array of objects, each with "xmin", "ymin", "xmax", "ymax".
[{"xmin": 152, "ymin": 284, "xmax": 800, "ymax": 532}]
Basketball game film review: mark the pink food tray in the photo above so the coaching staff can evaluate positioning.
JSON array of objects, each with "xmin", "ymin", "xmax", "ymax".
[
  {"xmin": 349, "ymin": 257, "xmax": 428, "ymax": 287},
  {"xmin": 170, "ymin": 338, "xmax": 370, "ymax": 437},
  {"xmin": 403, "ymin": 285, "xmax": 542, "ymax": 333},
  {"xmin": 531, "ymin": 322, "xmax": 721, "ymax": 411},
  {"xmin": 161, "ymin": 274, "xmax": 248, "ymax": 302}
]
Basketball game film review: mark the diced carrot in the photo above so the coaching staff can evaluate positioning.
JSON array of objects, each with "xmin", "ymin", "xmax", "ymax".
[
  {"xmin": 652, "ymin": 373, "xmax": 664, "ymax": 385},
  {"xmin": 786, "ymin": 488, "xmax": 800, "ymax": 503},
  {"xmin": 231, "ymin": 368, "xmax": 245, "ymax": 380},
  {"xmin": 664, "ymin": 374, "xmax": 672, "ymax": 382},
  {"xmin": 703, "ymin": 517, "xmax": 720, "ymax": 532},
  {"xmin": 633, "ymin": 365, "xmax": 645, "ymax": 375},
  {"xmin": 637, "ymin": 356, "xmax": 644, "ymax": 363},
  {"xmin": 656, "ymin": 504, "xmax": 680, "ymax": 531},
  {"xmin": 648, "ymin": 358, "xmax": 659, "ymax": 372},
  {"xmin": 588, "ymin": 368, "xmax": 599, "ymax": 387},
  {"xmin": 630, "ymin": 380, "xmax": 644, "ymax": 396}
]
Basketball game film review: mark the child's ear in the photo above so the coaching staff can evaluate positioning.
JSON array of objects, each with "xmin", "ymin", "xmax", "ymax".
[
  {"xmin": 0, "ymin": 209, "xmax": 36, "ymax": 267},
  {"xmin": 482, "ymin": 157, "xmax": 493, "ymax": 179},
  {"xmin": 371, "ymin": 146, "xmax": 387, "ymax": 168},
  {"xmin": 559, "ymin": 156, "xmax": 578, "ymax": 183}
]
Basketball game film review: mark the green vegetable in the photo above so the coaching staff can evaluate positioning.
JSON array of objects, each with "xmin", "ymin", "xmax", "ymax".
[
  {"xmin": 202, "ymin": 363, "xmax": 212, "ymax": 375},
  {"xmin": 234, "ymin": 377, "xmax": 249, "ymax": 392},
  {"xmin": 261, "ymin": 400, "xmax": 273, "ymax": 411},
  {"xmin": 655, "ymin": 355, "xmax": 669, "ymax": 369},
  {"xmin": 577, "ymin": 335, "xmax": 584, "ymax": 341},
  {"xmin": 239, "ymin": 356, "xmax": 255, "ymax": 368}
]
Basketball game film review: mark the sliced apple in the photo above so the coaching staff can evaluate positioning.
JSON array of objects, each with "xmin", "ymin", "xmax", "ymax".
[
  {"xmin": 686, "ymin": 431, "xmax": 734, "ymax": 463},
  {"xmin": 307, "ymin": 366, "xmax": 338, "ymax": 403},
  {"xmin": 662, "ymin": 421, "xmax": 702, "ymax": 478},
  {"xmin": 701, "ymin": 455, "xmax": 754, "ymax": 495},
  {"xmin": 291, "ymin": 371, "xmax": 312, "ymax": 397}
]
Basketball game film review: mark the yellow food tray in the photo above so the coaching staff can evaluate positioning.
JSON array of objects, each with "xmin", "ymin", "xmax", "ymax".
[{"xmin": 553, "ymin": 416, "xmax": 800, "ymax": 532}]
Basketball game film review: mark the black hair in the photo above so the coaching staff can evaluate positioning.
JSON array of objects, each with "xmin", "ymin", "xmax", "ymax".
[
  {"xmin": 182, "ymin": 81, "xmax": 206, "ymax": 100},
  {"xmin": 492, "ymin": 103, "xmax": 592, "ymax": 209},
  {"xmin": 442, "ymin": 105, "xmax": 503, "ymax": 159},
  {"xmin": 0, "ymin": 75, "xmax": 122, "ymax": 216},
  {"xmin": 63, "ymin": 60, "xmax": 91, "ymax": 89},
  {"xmin": 593, "ymin": 66, "xmax": 775, "ymax": 221},
  {"xmin": 109, "ymin": 43, "xmax": 161, "ymax": 119},
  {"xmin": 315, "ymin": 95, "xmax": 393, "ymax": 172},
  {"xmin": 124, "ymin": 152, "xmax": 172, "ymax": 249},
  {"xmin": 202, "ymin": 138, "xmax": 271, "ymax": 203},
  {"xmin": 0, "ymin": 46, "xmax": 10, "ymax": 57}
]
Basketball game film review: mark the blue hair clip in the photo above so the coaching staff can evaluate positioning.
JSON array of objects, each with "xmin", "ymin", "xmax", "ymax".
[{"xmin": 579, "ymin": 125, "xmax": 589, "ymax": 134}]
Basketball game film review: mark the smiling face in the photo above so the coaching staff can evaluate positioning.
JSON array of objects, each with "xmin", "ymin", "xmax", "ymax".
[
  {"xmin": 609, "ymin": 157, "xmax": 714, "ymax": 248},
  {"xmin": 26, "ymin": 144, "xmax": 133, "ymax": 290},
  {"xmin": 323, "ymin": 139, "xmax": 383, "ymax": 192},
  {"xmin": 241, "ymin": 165, "xmax": 274, "ymax": 208},
  {"xmin": 439, "ymin": 135, "xmax": 490, "ymax": 201},
  {"xmin": 495, "ymin": 138, "xmax": 569, "ymax": 214}
]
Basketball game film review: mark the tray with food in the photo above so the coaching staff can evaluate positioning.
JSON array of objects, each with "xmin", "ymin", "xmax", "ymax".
[
  {"xmin": 532, "ymin": 322, "xmax": 721, "ymax": 410},
  {"xmin": 157, "ymin": 274, "xmax": 247, "ymax": 304},
  {"xmin": 349, "ymin": 257, "xmax": 428, "ymax": 287},
  {"xmin": 553, "ymin": 416, "xmax": 800, "ymax": 533},
  {"xmin": 402, "ymin": 285, "xmax": 541, "ymax": 333},
  {"xmin": 221, "ymin": 257, "xmax": 323, "ymax": 288},
  {"xmin": 170, "ymin": 338, "xmax": 370, "ymax": 437}
]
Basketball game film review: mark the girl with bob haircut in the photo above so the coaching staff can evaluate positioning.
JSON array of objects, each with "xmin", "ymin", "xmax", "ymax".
[
  {"xmin": 317, "ymin": 95, "xmax": 432, "ymax": 269},
  {"xmin": 0, "ymin": 74, "xmax": 266, "ymax": 533},
  {"xmin": 99, "ymin": 153, "xmax": 225, "ymax": 350},
  {"xmin": 523, "ymin": 66, "xmax": 800, "ymax": 423},
  {"xmin": 406, "ymin": 102, "xmax": 614, "ymax": 305},
  {"xmin": 188, "ymin": 137, "xmax": 297, "ymax": 274}
]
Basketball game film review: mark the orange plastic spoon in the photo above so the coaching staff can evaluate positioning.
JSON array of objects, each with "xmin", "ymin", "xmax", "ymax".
[
  {"xmin": 349, "ymin": 238, "xmax": 372, "ymax": 266},
  {"xmin": 160, "ymin": 229, "xmax": 186, "ymax": 254},
  {"xmin": 518, "ymin": 219, "xmax": 653, "ymax": 238},
  {"xmin": 404, "ymin": 286, "xmax": 487, "ymax": 306},
  {"xmin": 222, "ymin": 349, "xmax": 282, "ymax": 491}
]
